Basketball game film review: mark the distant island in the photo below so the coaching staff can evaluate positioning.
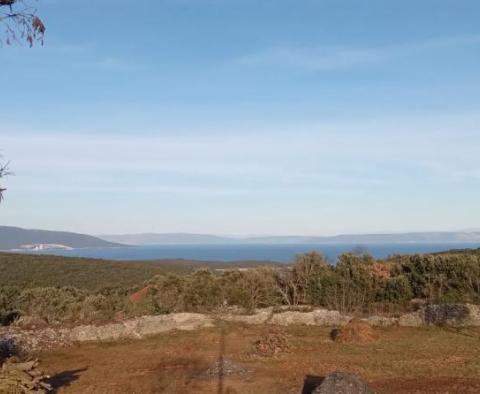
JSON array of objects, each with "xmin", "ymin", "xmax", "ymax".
[
  {"xmin": 3, "ymin": 226, "xmax": 480, "ymax": 252},
  {"xmin": 0, "ymin": 226, "xmax": 123, "ymax": 250}
]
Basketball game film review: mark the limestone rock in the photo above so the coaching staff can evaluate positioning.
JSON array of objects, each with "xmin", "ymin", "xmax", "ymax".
[
  {"xmin": 363, "ymin": 316, "xmax": 398, "ymax": 327},
  {"xmin": 424, "ymin": 304, "xmax": 480, "ymax": 326},
  {"xmin": 313, "ymin": 371, "xmax": 375, "ymax": 394},
  {"xmin": 398, "ymin": 311, "xmax": 423, "ymax": 327}
]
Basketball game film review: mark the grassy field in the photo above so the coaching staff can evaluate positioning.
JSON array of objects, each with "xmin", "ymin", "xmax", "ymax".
[
  {"xmin": 0, "ymin": 252, "xmax": 279, "ymax": 291},
  {"xmin": 38, "ymin": 323, "xmax": 480, "ymax": 394}
]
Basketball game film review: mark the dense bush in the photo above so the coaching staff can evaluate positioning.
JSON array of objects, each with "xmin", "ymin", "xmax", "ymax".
[
  {"xmin": 391, "ymin": 254, "xmax": 480, "ymax": 303},
  {"xmin": 1, "ymin": 250, "xmax": 479, "ymax": 325}
]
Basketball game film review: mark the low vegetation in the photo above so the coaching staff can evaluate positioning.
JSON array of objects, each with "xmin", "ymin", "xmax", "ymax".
[
  {"xmin": 1, "ymin": 250, "xmax": 480, "ymax": 326},
  {"xmin": 0, "ymin": 253, "xmax": 277, "ymax": 290}
]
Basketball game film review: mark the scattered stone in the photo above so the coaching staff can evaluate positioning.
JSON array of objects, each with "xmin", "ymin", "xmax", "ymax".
[
  {"xmin": 1, "ymin": 328, "xmax": 72, "ymax": 354},
  {"xmin": 253, "ymin": 330, "xmax": 291, "ymax": 357},
  {"xmin": 0, "ymin": 358, "xmax": 52, "ymax": 393},
  {"xmin": 313, "ymin": 371, "xmax": 375, "ymax": 394},
  {"xmin": 205, "ymin": 358, "xmax": 252, "ymax": 377}
]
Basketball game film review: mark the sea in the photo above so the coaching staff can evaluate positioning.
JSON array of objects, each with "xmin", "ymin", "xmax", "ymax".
[{"xmin": 23, "ymin": 243, "xmax": 479, "ymax": 263}]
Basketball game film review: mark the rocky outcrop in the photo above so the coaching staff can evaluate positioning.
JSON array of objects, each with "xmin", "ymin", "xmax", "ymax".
[
  {"xmin": 398, "ymin": 304, "xmax": 480, "ymax": 327},
  {"xmin": 2, "ymin": 304, "xmax": 480, "ymax": 353},
  {"xmin": 271, "ymin": 310, "xmax": 351, "ymax": 326},
  {"xmin": 70, "ymin": 313, "xmax": 214, "ymax": 342},
  {"xmin": 222, "ymin": 308, "xmax": 273, "ymax": 324},
  {"xmin": 223, "ymin": 304, "xmax": 480, "ymax": 328},
  {"xmin": 398, "ymin": 311, "xmax": 424, "ymax": 327},
  {"xmin": 363, "ymin": 316, "xmax": 398, "ymax": 327},
  {"xmin": 1, "ymin": 313, "xmax": 213, "ymax": 352},
  {"xmin": 423, "ymin": 304, "xmax": 480, "ymax": 326},
  {"xmin": 222, "ymin": 308, "xmax": 351, "ymax": 327},
  {"xmin": 313, "ymin": 372, "xmax": 375, "ymax": 394}
]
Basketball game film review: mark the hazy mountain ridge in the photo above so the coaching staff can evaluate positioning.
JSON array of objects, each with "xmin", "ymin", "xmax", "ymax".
[
  {"xmin": 99, "ymin": 231, "xmax": 480, "ymax": 245},
  {"xmin": 99, "ymin": 233, "xmax": 233, "ymax": 245},
  {"xmin": 3, "ymin": 226, "xmax": 479, "ymax": 250},
  {"xmin": 0, "ymin": 226, "xmax": 123, "ymax": 250}
]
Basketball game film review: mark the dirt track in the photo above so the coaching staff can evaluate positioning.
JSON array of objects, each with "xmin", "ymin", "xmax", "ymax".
[{"xmin": 38, "ymin": 324, "xmax": 480, "ymax": 393}]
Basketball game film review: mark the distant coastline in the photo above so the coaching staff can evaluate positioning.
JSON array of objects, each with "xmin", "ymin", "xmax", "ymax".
[
  {"xmin": 2, "ymin": 225, "xmax": 479, "ymax": 262},
  {"xmin": 11, "ymin": 242, "xmax": 480, "ymax": 263},
  {"xmin": 98, "ymin": 231, "xmax": 480, "ymax": 246}
]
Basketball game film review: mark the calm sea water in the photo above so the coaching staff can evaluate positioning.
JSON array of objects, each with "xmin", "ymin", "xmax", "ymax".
[{"xmin": 26, "ymin": 243, "xmax": 479, "ymax": 263}]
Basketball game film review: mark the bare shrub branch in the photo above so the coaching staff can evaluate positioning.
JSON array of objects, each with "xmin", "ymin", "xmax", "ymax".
[
  {"xmin": 0, "ymin": 0, "xmax": 45, "ymax": 46},
  {"xmin": 0, "ymin": 161, "xmax": 11, "ymax": 202}
]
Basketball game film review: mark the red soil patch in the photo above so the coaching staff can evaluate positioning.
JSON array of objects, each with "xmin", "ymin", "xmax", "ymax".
[{"xmin": 128, "ymin": 286, "xmax": 152, "ymax": 304}]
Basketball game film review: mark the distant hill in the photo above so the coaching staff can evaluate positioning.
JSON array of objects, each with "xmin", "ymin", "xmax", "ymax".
[
  {"xmin": 0, "ymin": 226, "xmax": 123, "ymax": 250},
  {"xmin": 99, "ymin": 233, "xmax": 234, "ymax": 245},
  {"xmin": 99, "ymin": 231, "xmax": 480, "ymax": 245},
  {"xmin": 245, "ymin": 232, "xmax": 480, "ymax": 244}
]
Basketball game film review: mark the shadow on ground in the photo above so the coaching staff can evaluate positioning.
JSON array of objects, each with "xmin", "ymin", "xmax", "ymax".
[
  {"xmin": 302, "ymin": 374, "xmax": 325, "ymax": 394},
  {"xmin": 46, "ymin": 368, "xmax": 87, "ymax": 392}
]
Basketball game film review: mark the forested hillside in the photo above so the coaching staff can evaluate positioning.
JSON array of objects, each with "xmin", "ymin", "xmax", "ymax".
[{"xmin": 0, "ymin": 226, "xmax": 122, "ymax": 250}]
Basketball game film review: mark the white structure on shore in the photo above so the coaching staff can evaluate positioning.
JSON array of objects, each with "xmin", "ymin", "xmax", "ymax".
[{"xmin": 19, "ymin": 244, "xmax": 74, "ymax": 251}]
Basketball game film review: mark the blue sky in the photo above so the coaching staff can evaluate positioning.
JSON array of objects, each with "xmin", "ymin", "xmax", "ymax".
[{"xmin": 1, "ymin": 0, "xmax": 480, "ymax": 235}]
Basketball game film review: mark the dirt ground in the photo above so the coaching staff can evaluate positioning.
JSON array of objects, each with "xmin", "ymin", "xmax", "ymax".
[{"xmin": 37, "ymin": 323, "xmax": 480, "ymax": 393}]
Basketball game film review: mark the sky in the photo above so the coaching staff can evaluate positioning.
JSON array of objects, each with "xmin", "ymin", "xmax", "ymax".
[{"xmin": 1, "ymin": 0, "xmax": 480, "ymax": 236}]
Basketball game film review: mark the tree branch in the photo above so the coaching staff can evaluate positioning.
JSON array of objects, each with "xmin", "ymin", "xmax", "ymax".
[
  {"xmin": 1, "ymin": 0, "xmax": 45, "ymax": 46},
  {"xmin": 0, "ymin": 161, "xmax": 11, "ymax": 202}
]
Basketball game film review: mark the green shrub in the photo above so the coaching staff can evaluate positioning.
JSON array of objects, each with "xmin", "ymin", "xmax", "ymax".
[
  {"xmin": 16, "ymin": 287, "xmax": 86, "ymax": 324},
  {"xmin": 182, "ymin": 269, "xmax": 222, "ymax": 312}
]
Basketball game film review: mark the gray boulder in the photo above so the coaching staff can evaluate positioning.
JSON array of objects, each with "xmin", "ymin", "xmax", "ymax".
[
  {"xmin": 424, "ymin": 304, "xmax": 478, "ymax": 326},
  {"xmin": 313, "ymin": 372, "xmax": 375, "ymax": 394}
]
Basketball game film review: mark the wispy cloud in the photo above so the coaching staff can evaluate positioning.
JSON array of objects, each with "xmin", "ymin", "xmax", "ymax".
[
  {"xmin": 2, "ymin": 111, "xmax": 480, "ymax": 195},
  {"xmin": 2, "ymin": 111, "xmax": 480, "ymax": 234},
  {"xmin": 4, "ymin": 39, "xmax": 140, "ymax": 72},
  {"xmin": 238, "ymin": 34, "xmax": 480, "ymax": 71}
]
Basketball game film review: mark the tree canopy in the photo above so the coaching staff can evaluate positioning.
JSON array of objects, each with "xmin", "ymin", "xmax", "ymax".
[{"xmin": 0, "ymin": 0, "xmax": 45, "ymax": 46}]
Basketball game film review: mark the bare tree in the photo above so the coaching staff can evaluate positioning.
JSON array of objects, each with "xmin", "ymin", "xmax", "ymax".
[
  {"xmin": 0, "ymin": 161, "xmax": 11, "ymax": 202},
  {"xmin": 0, "ymin": 0, "xmax": 45, "ymax": 46}
]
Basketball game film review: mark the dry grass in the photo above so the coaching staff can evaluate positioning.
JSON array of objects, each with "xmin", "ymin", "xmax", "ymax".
[
  {"xmin": 333, "ymin": 319, "xmax": 378, "ymax": 344},
  {"xmin": 36, "ymin": 324, "xmax": 480, "ymax": 393}
]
